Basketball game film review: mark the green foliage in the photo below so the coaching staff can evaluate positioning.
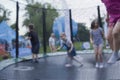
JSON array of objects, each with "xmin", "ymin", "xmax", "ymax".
[
  {"xmin": 73, "ymin": 42, "xmax": 82, "ymax": 50},
  {"xmin": 23, "ymin": 2, "xmax": 59, "ymax": 45},
  {"xmin": 77, "ymin": 23, "xmax": 90, "ymax": 42},
  {"xmin": 10, "ymin": 23, "xmax": 16, "ymax": 29},
  {"xmin": 0, "ymin": 56, "xmax": 2, "ymax": 61},
  {"xmin": 0, "ymin": 4, "xmax": 11, "ymax": 22},
  {"xmin": 39, "ymin": 45, "xmax": 51, "ymax": 53},
  {"xmin": 74, "ymin": 42, "xmax": 94, "ymax": 50}
]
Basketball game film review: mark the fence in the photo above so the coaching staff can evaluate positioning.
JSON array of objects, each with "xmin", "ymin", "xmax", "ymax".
[{"xmin": 0, "ymin": 0, "xmax": 107, "ymax": 61}]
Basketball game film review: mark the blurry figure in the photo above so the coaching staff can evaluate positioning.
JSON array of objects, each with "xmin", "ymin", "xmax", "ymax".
[
  {"xmin": 101, "ymin": 0, "xmax": 120, "ymax": 64},
  {"xmin": 49, "ymin": 33, "xmax": 56, "ymax": 53}
]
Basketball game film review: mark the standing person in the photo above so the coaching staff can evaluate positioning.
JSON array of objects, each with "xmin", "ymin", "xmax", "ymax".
[
  {"xmin": 101, "ymin": 0, "xmax": 120, "ymax": 63},
  {"xmin": 49, "ymin": 33, "xmax": 56, "ymax": 53},
  {"xmin": 57, "ymin": 32, "xmax": 83, "ymax": 67},
  {"xmin": 90, "ymin": 19, "xmax": 104, "ymax": 68},
  {"xmin": 28, "ymin": 24, "xmax": 40, "ymax": 63}
]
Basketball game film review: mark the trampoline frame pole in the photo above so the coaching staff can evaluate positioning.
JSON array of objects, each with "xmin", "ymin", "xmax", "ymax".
[
  {"xmin": 97, "ymin": 6, "xmax": 103, "ymax": 28},
  {"xmin": 42, "ymin": 8, "xmax": 47, "ymax": 56},
  {"xmin": 16, "ymin": 2, "xmax": 19, "ymax": 59},
  {"xmin": 69, "ymin": 9, "xmax": 73, "ymax": 42}
]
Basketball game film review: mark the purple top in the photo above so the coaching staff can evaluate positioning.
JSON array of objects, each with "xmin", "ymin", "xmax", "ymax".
[
  {"xmin": 102, "ymin": 0, "xmax": 120, "ymax": 23},
  {"xmin": 90, "ymin": 27, "xmax": 103, "ymax": 45}
]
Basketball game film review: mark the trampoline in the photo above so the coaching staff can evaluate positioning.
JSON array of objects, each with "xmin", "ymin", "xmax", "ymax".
[{"xmin": 0, "ymin": 53, "xmax": 120, "ymax": 80}]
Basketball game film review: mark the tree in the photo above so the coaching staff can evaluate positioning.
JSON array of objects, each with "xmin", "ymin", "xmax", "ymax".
[
  {"xmin": 0, "ymin": 4, "xmax": 11, "ymax": 22},
  {"xmin": 23, "ymin": 2, "xmax": 59, "ymax": 44},
  {"xmin": 77, "ymin": 23, "xmax": 90, "ymax": 42},
  {"xmin": 10, "ymin": 23, "xmax": 16, "ymax": 30}
]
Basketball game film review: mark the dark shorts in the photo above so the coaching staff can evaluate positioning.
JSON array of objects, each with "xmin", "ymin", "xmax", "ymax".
[
  {"xmin": 32, "ymin": 44, "xmax": 40, "ymax": 54},
  {"xmin": 67, "ymin": 48, "xmax": 76, "ymax": 57}
]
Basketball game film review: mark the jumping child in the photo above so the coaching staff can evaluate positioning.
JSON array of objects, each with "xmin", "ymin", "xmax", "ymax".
[{"xmin": 101, "ymin": 0, "xmax": 120, "ymax": 64}]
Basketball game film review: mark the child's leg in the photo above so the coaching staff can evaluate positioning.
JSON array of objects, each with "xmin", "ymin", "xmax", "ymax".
[
  {"xmin": 65, "ymin": 56, "xmax": 73, "ymax": 67},
  {"xmin": 65, "ymin": 54, "xmax": 72, "ymax": 64},
  {"xmin": 98, "ymin": 44, "xmax": 104, "ymax": 68},
  {"xmin": 53, "ymin": 46, "xmax": 56, "ymax": 52},
  {"xmin": 68, "ymin": 56, "xmax": 73, "ymax": 64},
  {"xmin": 98, "ymin": 44, "xmax": 103, "ymax": 62},
  {"xmin": 112, "ymin": 20, "xmax": 120, "ymax": 53},
  {"xmin": 93, "ymin": 44, "xmax": 100, "ymax": 68},
  {"xmin": 33, "ymin": 54, "xmax": 39, "ymax": 63},
  {"xmin": 93, "ymin": 44, "xmax": 99, "ymax": 62},
  {"xmin": 32, "ymin": 53, "xmax": 35, "ymax": 61},
  {"xmin": 108, "ymin": 20, "xmax": 120, "ymax": 63},
  {"xmin": 73, "ymin": 57, "xmax": 83, "ymax": 67},
  {"xmin": 107, "ymin": 26, "xmax": 114, "ymax": 50},
  {"xmin": 35, "ymin": 54, "xmax": 38, "ymax": 60},
  {"xmin": 32, "ymin": 54, "xmax": 34, "ymax": 59},
  {"xmin": 73, "ymin": 56, "xmax": 82, "ymax": 64}
]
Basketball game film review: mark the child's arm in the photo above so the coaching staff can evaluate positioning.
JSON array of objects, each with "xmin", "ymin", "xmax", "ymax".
[
  {"xmin": 90, "ymin": 33, "xmax": 93, "ymax": 44},
  {"xmin": 89, "ymin": 30, "xmax": 93, "ymax": 44},
  {"xmin": 68, "ymin": 41, "xmax": 74, "ymax": 53},
  {"xmin": 57, "ymin": 45, "xmax": 63, "ymax": 51},
  {"xmin": 100, "ymin": 27, "xmax": 105, "ymax": 40},
  {"xmin": 26, "ymin": 32, "xmax": 31, "ymax": 40},
  {"xmin": 25, "ymin": 36, "xmax": 31, "ymax": 40},
  {"xmin": 27, "ymin": 37, "xmax": 31, "ymax": 40},
  {"xmin": 57, "ymin": 47, "xmax": 61, "ymax": 51}
]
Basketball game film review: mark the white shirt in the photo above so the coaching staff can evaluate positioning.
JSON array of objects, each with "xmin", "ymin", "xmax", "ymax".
[{"xmin": 49, "ymin": 37, "xmax": 55, "ymax": 46}]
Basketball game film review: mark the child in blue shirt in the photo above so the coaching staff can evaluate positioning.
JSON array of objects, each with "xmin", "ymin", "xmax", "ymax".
[{"xmin": 57, "ymin": 33, "xmax": 83, "ymax": 67}]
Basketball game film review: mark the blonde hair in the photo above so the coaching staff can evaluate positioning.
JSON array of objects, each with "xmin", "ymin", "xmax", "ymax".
[
  {"xmin": 60, "ymin": 32, "xmax": 66, "ymax": 37},
  {"xmin": 51, "ymin": 33, "xmax": 55, "ymax": 37}
]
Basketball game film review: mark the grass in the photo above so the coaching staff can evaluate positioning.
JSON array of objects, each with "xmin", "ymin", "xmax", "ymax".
[
  {"xmin": 0, "ymin": 41, "xmax": 107, "ymax": 61},
  {"xmin": 0, "ymin": 56, "xmax": 2, "ymax": 61},
  {"xmin": 39, "ymin": 45, "xmax": 51, "ymax": 54},
  {"xmin": 74, "ymin": 41, "xmax": 93, "ymax": 50},
  {"xmin": 39, "ymin": 41, "xmax": 93, "ymax": 54}
]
